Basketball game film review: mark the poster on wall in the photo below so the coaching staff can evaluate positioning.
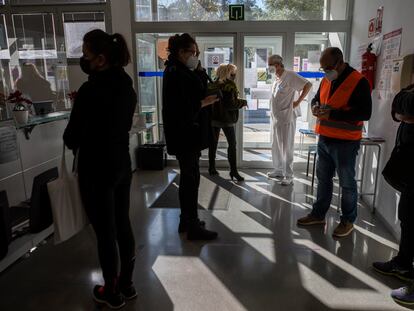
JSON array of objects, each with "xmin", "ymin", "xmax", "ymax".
[
  {"xmin": 293, "ymin": 57, "xmax": 301, "ymax": 72},
  {"xmin": 368, "ymin": 18, "xmax": 376, "ymax": 38},
  {"xmin": 205, "ymin": 52, "xmax": 225, "ymax": 68},
  {"xmin": 302, "ymin": 58, "xmax": 309, "ymax": 71},
  {"xmin": 377, "ymin": 28, "xmax": 402, "ymax": 93},
  {"xmin": 376, "ymin": 6, "xmax": 384, "ymax": 35},
  {"xmin": 0, "ymin": 126, "xmax": 18, "ymax": 164},
  {"xmin": 256, "ymin": 49, "xmax": 268, "ymax": 68}
]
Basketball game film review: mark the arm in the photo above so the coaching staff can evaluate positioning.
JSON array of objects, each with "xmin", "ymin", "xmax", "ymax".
[
  {"xmin": 329, "ymin": 77, "xmax": 372, "ymax": 121},
  {"xmin": 221, "ymin": 81, "xmax": 246, "ymax": 110},
  {"xmin": 63, "ymin": 85, "xmax": 85, "ymax": 151},
  {"xmin": 294, "ymin": 82, "xmax": 312, "ymax": 108}
]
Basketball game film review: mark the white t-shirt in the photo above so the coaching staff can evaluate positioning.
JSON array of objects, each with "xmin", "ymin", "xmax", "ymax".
[{"xmin": 270, "ymin": 70, "xmax": 308, "ymax": 123}]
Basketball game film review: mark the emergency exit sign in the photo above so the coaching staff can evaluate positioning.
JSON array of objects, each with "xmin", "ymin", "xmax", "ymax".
[{"xmin": 229, "ymin": 4, "xmax": 244, "ymax": 21}]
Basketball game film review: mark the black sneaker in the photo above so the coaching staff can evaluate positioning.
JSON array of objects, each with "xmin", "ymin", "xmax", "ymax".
[
  {"xmin": 120, "ymin": 285, "xmax": 138, "ymax": 300},
  {"xmin": 178, "ymin": 219, "xmax": 206, "ymax": 233},
  {"xmin": 93, "ymin": 285, "xmax": 126, "ymax": 309},
  {"xmin": 187, "ymin": 225, "xmax": 218, "ymax": 241},
  {"xmin": 373, "ymin": 259, "xmax": 414, "ymax": 282}
]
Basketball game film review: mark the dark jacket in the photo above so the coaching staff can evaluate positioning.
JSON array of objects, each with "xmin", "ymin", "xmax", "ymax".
[
  {"xmin": 392, "ymin": 87, "xmax": 414, "ymax": 152},
  {"xmin": 211, "ymin": 79, "xmax": 246, "ymax": 126},
  {"xmin": 63, "ymin": 67, "xmax": 137, "ymax": 178},
  {"xmin": 312, "ymin": 63, "xmax": 372, "ymax": 142},
  {"xmin": 162, "ymin": 59, "xmax": 211, "ymax": 155}
]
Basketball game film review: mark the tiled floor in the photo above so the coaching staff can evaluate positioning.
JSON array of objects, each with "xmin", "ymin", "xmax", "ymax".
[{"xmin": 0, "ymin": 165, "xmax": 411, "ymax": 311}]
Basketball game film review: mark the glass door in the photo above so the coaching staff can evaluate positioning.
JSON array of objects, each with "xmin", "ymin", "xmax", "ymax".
[
  {"xmin": 195, "ymin": 35, "xmax": 235, "ymax": 165},
  {"xmin": 241, "ymin": 35, "xmax": 284, "ymax": 165}
]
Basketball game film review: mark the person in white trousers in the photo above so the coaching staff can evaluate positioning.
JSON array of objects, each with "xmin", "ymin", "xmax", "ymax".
[{"xmin": 267, "ymin": 55, "xmax": 312, "ymax": 185}]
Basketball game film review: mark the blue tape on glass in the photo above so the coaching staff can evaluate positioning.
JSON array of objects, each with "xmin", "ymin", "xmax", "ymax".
[
  {"xmin": 298, "ymin": 71, "xmax": 325, "ymax": 78},
  {"xmin": 139, "ymin": 71, "xmax": 164, "ymax": 77}
]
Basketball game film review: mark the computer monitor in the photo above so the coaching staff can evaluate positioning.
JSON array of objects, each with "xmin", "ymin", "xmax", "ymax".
[
  {"xmin": 32, "ymin": 101, "xmax": 53, "ymax": 115},
  {"xmin": 29, "ymin": 167, "xmax": 58, "ymax": 233}
]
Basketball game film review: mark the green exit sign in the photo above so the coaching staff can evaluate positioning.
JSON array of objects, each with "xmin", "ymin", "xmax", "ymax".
[{"xmin": 229, "ymin": 4, "xmax": 244, "ymax": 21}]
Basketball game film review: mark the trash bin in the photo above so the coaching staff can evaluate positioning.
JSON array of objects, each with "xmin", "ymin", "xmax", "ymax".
[{"xmin": 136, "ymin": 143, "xmax": 166, "ymax": 170}]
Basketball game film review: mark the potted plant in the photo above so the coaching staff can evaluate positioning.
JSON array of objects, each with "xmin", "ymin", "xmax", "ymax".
[{"xmin": 7, "ymin": 90, "xmax": 32, "ymax": 124}]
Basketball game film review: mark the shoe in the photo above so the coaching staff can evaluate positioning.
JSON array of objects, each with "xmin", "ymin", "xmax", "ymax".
[
  {"xmin": 281, "ymin": 177, "xmax": 294, "ymax": 186},
  {"xmin": 178, "ymin": 219, "xmax": 206, "ymax": 233},
  {"xmin": 267, "ymin": 171, "xmax": 284, "ymax": 179},
  {"xmin": 332, "ymin": 221, "xmax": 354, "ymax": 238},
  {"xmin": 391, "ymin": 283, "xmax": 414, "ymax": 306},
  {"xmin": 93, "ymin": 285, "xmax": 125, "ymax": 309},
  {"xmin": 120, "ymin": 285, "xmax": 138, "ymax": 300},
  {"xmin": 373, "ymin": 258, "xmax": 414, "ymax": 282},
  {"xmin": 230, "ymin": 171, "xmax": 244, "ymax": 182},
  {"xmin": 208, "ymin": 168, "xmax": 219, "ymax": 176},
  {"xmin": 187, "ymin": 224, "xmax": 218, "ymax": 241},
  {"xmin": 297, "ymin": 214, "xmax": 326, "ymax": 226}
]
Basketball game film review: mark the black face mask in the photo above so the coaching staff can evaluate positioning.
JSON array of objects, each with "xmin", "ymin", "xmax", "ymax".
[{"xmin": 80, "ymin": 56, "xmax": 92, "ymax": 75}]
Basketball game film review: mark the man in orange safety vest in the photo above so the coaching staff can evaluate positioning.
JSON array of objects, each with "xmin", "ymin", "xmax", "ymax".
[{"xmin": 297, "ymin": 47, "xmax": 372, "ymax": 238}]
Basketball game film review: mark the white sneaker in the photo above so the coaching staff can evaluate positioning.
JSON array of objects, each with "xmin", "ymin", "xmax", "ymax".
[
  {"xmin": 281, "ymin": 177, "xmax": 294, "ymax": 186},
  {"xmin": 267, "ymin": 171, "xmax": 284, "ymax": 179}
]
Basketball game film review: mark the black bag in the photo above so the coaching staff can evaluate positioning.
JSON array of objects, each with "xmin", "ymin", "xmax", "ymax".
[
  {"xmin": 382, "ymin": 146, "xmax": 409, "ymax": 192},
  {"xmin": 136, "ymin": 143, "xmax": 167, "ymax": 170}
]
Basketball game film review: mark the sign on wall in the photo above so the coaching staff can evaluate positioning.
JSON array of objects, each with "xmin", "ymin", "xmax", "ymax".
[
  {"xmin": 205, "ymin": 52, "xmax": 225, "ymax": 68},
  {"xmin": 229, "ymin": 4, "xmax": 244, "ymax": 21},
  {"xmin": 368, "ymin": 18, "xmax": 376, "ymax": 38}
]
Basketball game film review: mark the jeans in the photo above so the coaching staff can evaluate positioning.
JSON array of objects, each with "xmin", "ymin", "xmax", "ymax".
[
  {"xmin": 311, "ymin": 137, "xmax": 360, "ymax": 223},
  {"xmin": 396, "ymin": 189, "xmax": 414, "ymax": 267},
  {"xmin": 79, "ymin": 161, "xmax": 135, "ymax": 287},
  {"xmin": 209, "ymin": 126, "xmax": 238, "ymax": 172},
  {"xmin": 176, "ymin": 151, "xmax": 201, "ymax": 223}
]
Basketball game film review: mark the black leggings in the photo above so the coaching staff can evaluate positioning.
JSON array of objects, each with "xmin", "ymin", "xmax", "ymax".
[
  {"xmin": 396, "ymin": 189, "xmax": 414, "ymax": 267},
  {"xmin": 79, "ymin": 168, "xmax": 135, "ymax": 286},
  {"xmin": 209, "ymin": 126, "xmax": 237, "ymax": 172}
]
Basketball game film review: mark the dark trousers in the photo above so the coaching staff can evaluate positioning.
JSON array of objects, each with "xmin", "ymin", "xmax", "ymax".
[
  {"xmin": 209, "ymin": 126, "xmax": 238, "ymax": 172},
  {"xmin": 311, "ymin": 138, "xmax": 360, "ymax": 223},
  {"xmin": 79, "ymin": 165, "xmax": 135, "ymax": 287},
  {"xmin": 176, "ymin": 151, "xmax": 201, "ymax": 222},
  {"xmin": 396, "ymin": 189, "xmax": 414, "ymax": 267}
]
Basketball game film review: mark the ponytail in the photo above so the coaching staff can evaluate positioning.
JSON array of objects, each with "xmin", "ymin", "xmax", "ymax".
[{"xmin": 83, "ymin": 29, "xmax": 131, "ymax": 68}]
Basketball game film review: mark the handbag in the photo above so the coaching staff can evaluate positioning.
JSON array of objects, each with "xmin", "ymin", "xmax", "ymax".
[
  {"xmin": 47, "ymin": 145, "xmax": 88, "ymax": 244},
  {"xmin": 382, "ymin": 146, "xmax": 408, "ymax": 192}
]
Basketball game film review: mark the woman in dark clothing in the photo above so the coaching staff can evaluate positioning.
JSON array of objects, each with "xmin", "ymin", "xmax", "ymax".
[
  {"xmin": 162, "ymin": 33, "xmax": 219, "ymax": 240},
  {"xmin": 63, "ymin": 30, "xmax": 137, "ymax": 309},
  {"xmin": 208, "ymin": 63, "xmax": 247, "ymax": 181},
  {"xmin": 372, "ymin": 85, "xmax": 414, "ymax": 306}
]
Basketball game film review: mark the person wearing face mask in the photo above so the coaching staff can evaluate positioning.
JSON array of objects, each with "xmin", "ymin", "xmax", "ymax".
[
  {"xmin": 63, "ymin": 30, "xmax": 137, "ymax": 309},
  {"xmin": 267, "ymin": 55, "xmax": 312, "ymax": 186},
  {"xmin": 162, "ymin": 33, "xmax": 219, "ymax": 240},
  {"xmin": 208, "ymin": 63, "xmax": 247, "ymax": 181},
  {"xmin": 297, "ymin": 47, "xmax": 372, "ymax": 238}
]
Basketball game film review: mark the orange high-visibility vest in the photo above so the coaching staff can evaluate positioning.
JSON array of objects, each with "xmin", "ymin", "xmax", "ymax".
[{"xmin": 315, "ymin": 71, "xmax": 364, "ymax": 140}]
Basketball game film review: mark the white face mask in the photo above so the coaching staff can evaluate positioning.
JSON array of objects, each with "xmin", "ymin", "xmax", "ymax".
[
  {"xmin": 268, "ymin": 66, "xmax": 276, "ymax": 74},
  {"xmin": 186, "ymin": 56, "xmax": 199, "ymax": 70},
  {"xmin": 325, "ymin": 70, "xmax": 338, "ymax": 82}
]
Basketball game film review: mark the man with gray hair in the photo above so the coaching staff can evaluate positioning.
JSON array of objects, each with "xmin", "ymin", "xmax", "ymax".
[{"xmin": 267, "ymin": 54, "xmax": 312, "ymax": 185}]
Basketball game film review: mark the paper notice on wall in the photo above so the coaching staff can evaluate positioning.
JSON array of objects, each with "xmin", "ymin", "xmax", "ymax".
[
  {"xmin": 377, "ymin": 28, "xmax": 402, "ymax": 92},
  {"xmin": 205, "ymin": 52, "xmax": 225, "ymax": 68},
  {"xmin": 355, "ymin": 44, "xmax": 369, "ymax": 71},
  {"xmin": 293, "ymin": 57, "xmax": 301, "ymax": 72},
  {"xmin": 0, "ymin": 126, "xmax": 18, "ymax": 164},
  {"xmin": 302, "ymin": 59, "xmax": 309, "ymax": 71},
  {"xmin": 246, "ymin": 99, "xmax": 258, "ymax": 111},
  {"xmin": 244, "ymin": 68, "xmax": 258, "ymax": 88}
]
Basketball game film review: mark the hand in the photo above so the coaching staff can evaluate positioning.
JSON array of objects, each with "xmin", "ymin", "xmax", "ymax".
[
  {"xmin": 311, "ymin": 105, "xmax": 320, "ymax": 117},
  {"xmin": 201, "ymin": 95, "xmax": 219, "ymax": 108},
  {"xmin": 396, "ymin": 113, "xmax": 414, "ymax": 123},
  {"xmin": 317, "ymin": 108, "xmax": 331, "ymax": 120}
]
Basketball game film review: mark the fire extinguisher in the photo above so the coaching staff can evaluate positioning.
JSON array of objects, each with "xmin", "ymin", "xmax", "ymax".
[{"xmin": 361, "ymin": 43, "xmax": 377, "ymax": 91}]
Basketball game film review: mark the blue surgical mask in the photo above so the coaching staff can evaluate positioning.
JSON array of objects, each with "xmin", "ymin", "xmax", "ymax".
[{"xmin": 325, "ymin": 70, "xmax": 338, "ymax": 82}]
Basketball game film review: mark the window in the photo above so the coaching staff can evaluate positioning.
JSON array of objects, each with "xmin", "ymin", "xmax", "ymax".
[
  {"xmin": 12, "ymin": 13, "xmax": 57, "ymax": 59},
  {"xmin": 63, "ymin": 12, "xmax": 105, "ymax": 58},
  {"xmin": 135, "ymin": 0, "xmax": 349, "ymax": 22}
]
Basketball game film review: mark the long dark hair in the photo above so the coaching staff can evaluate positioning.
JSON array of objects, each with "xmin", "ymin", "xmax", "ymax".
[
  {"xmin": 167, "ymin": 33, "xmax": 196, "ymax": 61},
  {"xmin": 83, "ymin": 29, "xmax": 131, "ymax": 67}
]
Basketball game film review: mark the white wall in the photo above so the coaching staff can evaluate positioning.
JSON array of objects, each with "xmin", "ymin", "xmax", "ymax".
[{"xmin": 350, "ymin": 0, "xmax": 414, "ymax": 237}]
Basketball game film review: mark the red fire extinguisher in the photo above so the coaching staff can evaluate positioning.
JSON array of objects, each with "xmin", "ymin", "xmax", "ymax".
[{"xmin": 361, "ymin": 43, "xmax": 377, "ymax": 91}]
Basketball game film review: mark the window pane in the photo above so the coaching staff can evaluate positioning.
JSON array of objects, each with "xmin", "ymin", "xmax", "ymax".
[
  {"xmin": 0, "ymin": 15, "xmax": 10, "ymax": 59},
  {"xmin": 63, "ymin": 12, "xmax": 106, "ymax": 58},
  {"xmin": 12, "ymin": 13, "xmax": 57, "ymax": 59},
  {"xmin": 11, "ymin": 0, "xmax": 105, "ymax": 4},
  {"xmin": 136, "ymin": 0, "xmax": 348, "ymax": 21}
]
